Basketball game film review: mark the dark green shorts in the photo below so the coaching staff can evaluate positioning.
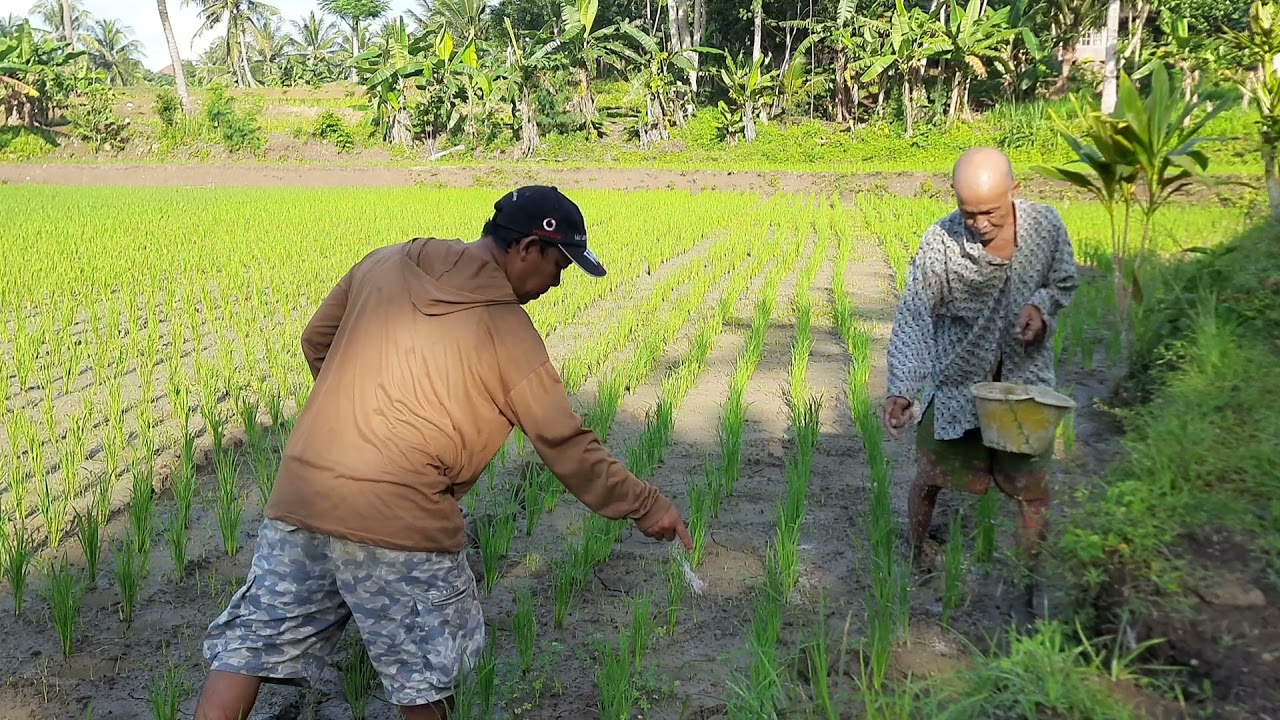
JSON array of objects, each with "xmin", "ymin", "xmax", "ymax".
[{"xmin": 915, "ymin": 403, "xmax": 1050, "ymax": 503}]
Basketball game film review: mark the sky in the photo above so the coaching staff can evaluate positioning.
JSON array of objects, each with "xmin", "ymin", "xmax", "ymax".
[{"xmin": 0, "ymin": 0, "xmax": 421, "ymax": 70}]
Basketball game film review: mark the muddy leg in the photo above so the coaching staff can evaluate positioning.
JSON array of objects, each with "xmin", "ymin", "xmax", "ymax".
[
  {"xmin": 908, "ymin": 473, "xmax": 941, "ymax": 568},
  {"xmin": 192, "ymin": 670, "xmax": 261, "ymax": 720},
  {"xmin": 399, "ymin": 697, "xmax": 455, "ymax": 719}
]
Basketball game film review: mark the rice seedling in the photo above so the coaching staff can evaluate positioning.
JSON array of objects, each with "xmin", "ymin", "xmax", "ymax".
[
  {"xmin": 338, "ymin": 633, "xmax": 379, "ymax": 720},
  {"xmin": 552, "ymin": 554, "xmax": 579, "ymax": 630},
  {"xmin": 717, "ymin": 389, "xmax": 747, "ymax": 497},
  {"xmin": 252, "ymin": 444, "xmax": 276, "ymax": 509},
  {"xmin": 42, "ymin": 555, "xmax": 85, "ymax": 656},
  {"xmin": 478, "ymin": 506, "xmax": 516, "ymax": 593},
  {"xmin": 474, "ymin": 637, "xmax": 498, "ymax": 717},
  {"xmin": 941, "ymin": 513, "xmax": 967, "ymax": 625},
  {"xmin": 626, "ymin": 592, "xmax": 656, "ymax": 672},
  {"xmin": 214, "ymin": 449, "xmax": 243, "ymax": 557},
  {"xmin": 128, "ymin": 461, "xmax": 156, "ymax": 559},
  {"xmin": 804, "ymin": 599, "xmax": 837, "ymax": 720},
  {"xmin": 596, "ymin": 633, "xmax": 637, "ymax": 720},
  {"xmin": 974, "ymin": 491, "xmax": 999, "ymax": 566},
  {"xmin": 73, "ymin": 504, "xmax": 103, "ymax": 585},
  {"xmin": 115, "ymin": 534, "xmax": 144, "ymax": 625},
  {"xmin": 146, "ymin": 652, "xmax": 191, "ymax": 720},
  {"xmin": 665, "ymin": 549, "xmax": 688, "ymax": 633},
  {"xmin": 513, "ymin": 587, "xmax": 536, "ymax": 675},
  {"xmin": 1, "ymin": 519, "xmax": 34, "ymax": 615},
  {"xmin": 687, "ymin": 476, "xmax": 712, "ymax": 568}
]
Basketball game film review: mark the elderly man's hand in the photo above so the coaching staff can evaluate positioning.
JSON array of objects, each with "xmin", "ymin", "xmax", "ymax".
[
  {"xmin": 882, "ymin": 396, "xmax": 912, "ymax": 439},
  {"xmin": 1017, "ymin": 304, "xmax": 1046, "ymax": 345}
]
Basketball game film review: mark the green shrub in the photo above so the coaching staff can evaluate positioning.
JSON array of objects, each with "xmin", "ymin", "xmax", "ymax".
[
  {"xmin": 312, "ymin": 110, "xmax": 355, "ymax": 152},
  {"xmin": 68, "ymin": 84, "xmax": 130, "ymax": 152},
  {"xmin": 0, "ymin": 127, "xmax": 56, "ymax": 160},
  {"xmin": 155, "ymin": 89, "xmax": 182, "ymax": 129},
  {"xmin": 202, "ymin": 84, "xmax": 266, "ymax": 155}
]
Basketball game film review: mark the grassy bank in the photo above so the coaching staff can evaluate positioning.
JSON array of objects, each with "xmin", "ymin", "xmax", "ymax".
[{"xmin": 1049, "ymin": 220, "xmax": 1280, "ymax": 714}]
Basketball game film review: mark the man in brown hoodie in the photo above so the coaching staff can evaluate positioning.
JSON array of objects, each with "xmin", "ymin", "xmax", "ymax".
[{"xmin": 193, "ymin": 186, "xmax": 692, "ymax": 720}]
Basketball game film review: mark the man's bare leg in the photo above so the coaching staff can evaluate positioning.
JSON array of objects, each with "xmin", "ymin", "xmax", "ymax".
[
  {"xmin": 192, "ymin": 670, "xmax": 261, "ymax": 720},
  {"xmin": 399, "ymin": 696, "xmax": 454, "ymax": 719},
  {"xmin": 907, "ymin": 473, "xmax": 942, "ymax": 569}
]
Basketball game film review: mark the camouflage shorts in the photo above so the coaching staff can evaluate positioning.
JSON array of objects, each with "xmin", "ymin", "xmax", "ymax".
[
  {"xmin": 915, "ymin": 403, "xmax": 1050, "ymax": 503},
  {"xmin": 202, "ymin": 518, "xmax": 486, "ymax": 706}
]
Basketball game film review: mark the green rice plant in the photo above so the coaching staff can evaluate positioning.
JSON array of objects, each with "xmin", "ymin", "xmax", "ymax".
[
  {"xmin": 687, "ymin": 476, "xmax": 712, "ymax": 568},
  {"xmin": 717, "ymin": 390, "xmax": 747, "ymax": 498},
  {"xmin": 519, "ymin": 464, "xmax": 546, "ymax": 536},
  {"xmin": 941, "ymin": 512, "xmax": 967, "ymax": 625},
  {"xmin": 596, "ymin": 633, "xmax": 637, "ymax": 720},
  {"xmin": 626, "ymin": 592, "xmax": 656, "ymax": 671},
  {"xmin": 804, "ymin": 598, "xmax": 837, "ymax": 720},
  {"xmin": 115, "ymin": 534, "xmax": 144, "ymax": 625},
  {"xmin": 665, "ymin": 549, "xmax": 688, "ymax": 633},
  {"xmin": 513, "ymin": 587, "xmax": 536, "ymax": 675},
  {"xmin": 252, "ymin": 445, "xmax": 276, "ymax": 508},
  {"xmin": 1061, "ymin": 409, "xmax": 1078, "ymax": 459},
  {"xmin": 474, "ymin": 637, "xmax": 497, "ymax": 717},
  {"xmin": 42, "ymin": 554, "xmax": 85, "ymax": 656},
  {"xmin": 338, "ymin": 633, "xmax": 378, "ymax": 720},
  {"xmin": 704, "ymin": 462, "xmax": 724, "ymax": 519},
  {"xmin": 974, "ymin": 491, "xmax": 999, "ymax": 566},
  {"xmin": 214, "ymin": 449, "xmax": 242, "ymax": 556},
  {"xmin": 477, "ymin": 506, "xmax": 516, "ymax": 593},
  {"xmin": 146, "ymin": 652, "xmax": 191, "ymax": 720},
  {"xmin": 552, "ymin": 553, "xmax": 579, "ymax": 629},
  {"xmin": 34, "ymin": 465, "xmax": 69, "ymax": 550},
  {"xmin": 165, "ymin": 506, "xmax": 189, "ymax": 582},
  {"xmin": 73, "ymin": 503, "xmax": 103, "ymax": 584},
  {"xmin": 128, "ymin": 461, "xmax": 156, "ymax": 558}
]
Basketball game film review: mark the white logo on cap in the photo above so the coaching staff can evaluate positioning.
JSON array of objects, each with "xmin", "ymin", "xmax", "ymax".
[
  {"xmin": 543, "ymin": 218, "xmax": 557, "ymax": 231},
  {"xmin": 585, "ymin": 248, "xmax": 601, "ymax": 264}
]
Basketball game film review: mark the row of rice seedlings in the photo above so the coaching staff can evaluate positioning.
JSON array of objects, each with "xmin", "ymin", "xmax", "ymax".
[{"xmin": 595, "ymin": 591, "xmax": 659, "ymax": 719}]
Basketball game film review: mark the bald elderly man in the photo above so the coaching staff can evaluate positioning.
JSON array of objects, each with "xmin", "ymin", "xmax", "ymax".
[{"xmin": 882, "ymin": 148, "xmax": 1078, "ymax": 600}]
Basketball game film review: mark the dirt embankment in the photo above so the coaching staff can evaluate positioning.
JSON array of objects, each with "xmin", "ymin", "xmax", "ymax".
[{"xmin": 0, "ymin": 162, "xmax": 1258, "ymax": 205}]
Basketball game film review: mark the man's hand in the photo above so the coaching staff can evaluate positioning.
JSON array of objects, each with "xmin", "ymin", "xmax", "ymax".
[
  {"xmin": 882, "ymin": 396, "xmax": 912, "ymax": 439},
  {"xmin": 638, "ymin": 503, "xmax": 694, "ymax": 551},
  {"xmin": 1017, "ymin": 304, "xmax": 1046, "ymax": 345}
]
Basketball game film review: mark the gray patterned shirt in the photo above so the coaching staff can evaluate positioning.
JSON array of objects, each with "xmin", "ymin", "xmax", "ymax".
[{"xmin": 886, "ymin": 199, "xmax": 1079, "ymax": 441}]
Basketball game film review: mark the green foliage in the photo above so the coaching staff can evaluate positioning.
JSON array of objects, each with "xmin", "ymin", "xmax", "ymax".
[
  {"xmin": 201, "ymin": 84, "xmax": 266, "ymax": 154},
  {"xmin": 0, "ymin": 127, "xmax": 55, "ymax": 160},
  {"xmin": 155, "ymin": 89, "xmax": 182, "ymax": 129},
  {"xmin": 68, "ymin": 84, "xmax": 130, "ymax": 152},
  {"xmin": 312, "ymin": 109, "xmax": 356, "ymax": 152}
]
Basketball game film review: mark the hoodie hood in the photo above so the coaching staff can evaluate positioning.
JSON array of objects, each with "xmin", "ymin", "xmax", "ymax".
[{"xmin": 399, "ymin": 237, "xmax": 519, "ymax": 316}]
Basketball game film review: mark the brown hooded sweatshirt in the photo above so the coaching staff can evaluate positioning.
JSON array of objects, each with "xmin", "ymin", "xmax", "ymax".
[{"xmin": 264, "ymin": 237, "xmax": 673, "ymax": 553}]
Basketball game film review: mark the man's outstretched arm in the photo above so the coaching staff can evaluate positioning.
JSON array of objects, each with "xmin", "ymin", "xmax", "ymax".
[{"xmin": 301, "ymin": 267, "xmax": 354, "ymax": 380}]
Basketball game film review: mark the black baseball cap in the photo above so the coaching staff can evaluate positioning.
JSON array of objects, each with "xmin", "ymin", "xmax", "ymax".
[{"xmin": 488, "ymin": 185, "xmax": 607, "ymax": 277}]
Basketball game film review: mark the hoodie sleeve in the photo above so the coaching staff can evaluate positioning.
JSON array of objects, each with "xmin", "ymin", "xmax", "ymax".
[
  {"xmin": 301, "ymin": 265, "xmax": 355, "ymax": 380},
  {"xmin": 503, "ymin": 361, "xmax": 673, "ymax": 530}
]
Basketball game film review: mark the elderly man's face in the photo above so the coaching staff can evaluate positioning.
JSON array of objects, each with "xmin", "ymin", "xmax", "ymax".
[{"xmin": 955, "ymin": 183, "xmax": 1018, "ymax": 244}]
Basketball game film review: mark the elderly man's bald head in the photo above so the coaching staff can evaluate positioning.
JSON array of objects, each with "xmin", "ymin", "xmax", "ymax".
[
  {"xmin": 952, "ymin": 147, "xmax": 1017, "ymax": 198},
  {"xmin": 950, "ymin": 147, "xmax": 1020, "ymax": 244}
]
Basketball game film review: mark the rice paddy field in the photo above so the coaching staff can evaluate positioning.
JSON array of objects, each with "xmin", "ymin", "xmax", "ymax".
[{"xmin": 0, "ymin": 182, "xmax": 1256, "ymax": 719}]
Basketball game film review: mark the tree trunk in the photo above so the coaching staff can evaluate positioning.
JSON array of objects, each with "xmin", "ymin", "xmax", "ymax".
[
  {"xmin": 834, "ymin": 52, "xmax": 853, "ymax": 124},
  {"xmin": 903, "ymin": 77, "xmax": 915, "ymax": 137},
  {"xmin": 156, "ymin": 0, "xmax": 193, "ymax": 115},
  {"xmin": 518, "ymin": 86, "xmax": 540, "ymax": 157},
  {"xmin": 60, "ymin": 0, "xmax": 73, "ymax": 46},
  {"xmin": 751, "ymin": 0, "xmax": 763, "ymax": 65},
  {"xmin": 743, "ymin": 99, "xmax": 757, "ymax": 142},
  {"xmin": 1101, "ymin": 0, "xmax": 1121, "ymax": 114},
  {"xmin": 947, "ymin": 69, "xmax": 963, "ymax": 122},
  {"xmin": 388, "ymin": 107, "xmax": 412, "ymax": 146},
  {"xmin": 1265, "ymin": 139, "xmax": 1280, "ymax": 224},
  {"xmin": 1123, "ymin": 1, "xmax": 1148, "ymax": 62},
  {"xmin": 575, "ymin": 65, "xmax": 597, "ymax": 126},
  {"xmin": 1049, "ymin": 43, "xmax": 1077, "ymax": 100},
  {"xmin": 350, "ymin": 22, "xmax": 361, "ymax": 82},
  {"xmin": 692, "ymin": 0, "xmax": 706, "ymax": 92}
]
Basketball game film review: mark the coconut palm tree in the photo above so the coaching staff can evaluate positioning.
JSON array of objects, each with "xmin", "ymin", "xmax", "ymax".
[
  {"xmin": 184, "ymin": 0, "xmax": 280, "ymax": 88},
  {"xmin": 157, "ymin": 0, "xmax": 193, "ymax": 114},
  {"xmin": 319, "ymin": 0, "xmax": 389, "ymax": 79},
  {"xmin": 291, "ymin": 10, "xmax": 342, "ymax": 83},
  {"xmin": 28, "ymin": 0, "xmax": 90, "ymax": 44},
  {"xmin": 83, "ymin": 18, "xmax": 145, "ymax": 86}
]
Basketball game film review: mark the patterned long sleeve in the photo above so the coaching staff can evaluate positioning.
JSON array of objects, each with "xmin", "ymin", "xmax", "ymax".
[
  {"xmin": 1026, "ymin": 215, "xmax": 1079, "ymax": 329},
  {"xmin": 886, "ymin": 230, "xmax": 944, "ymax": 402}
]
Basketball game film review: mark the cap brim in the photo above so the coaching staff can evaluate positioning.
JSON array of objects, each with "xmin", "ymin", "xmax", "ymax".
[{"xmin": 559, "ymin": 245, "xmax": 607, "ymax": 278}]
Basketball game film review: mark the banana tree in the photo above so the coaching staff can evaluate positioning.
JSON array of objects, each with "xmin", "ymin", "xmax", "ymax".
[
  {"xmin": 865, "ymin": 0, "xmax": 948, "ymax": 137},
  {"xmin": 548, "ymin": 0, "xmax": 639, "ymax": 135},
  {"xmin": 939, "ymin": 0, "xmax": 1015, "ymax": 121},
  {"xmin": 792, "ymin": 0, "xmax": 886, "ymax": 125},
  {"xmin": 1, "ymin": 19, "xmax": 88, "ymax": 127},
  {"xmin": 453, "ymin": 40, "xmax": 496, "ymax": 143},
  {"xmin": 409, "ymin": 28, "xmax": 470, "ymax": 155},
  {"xmin": 616, "ymin": 22, "xmax": 702, "ymax": 146},
  {"xmin": 355, "ymin": 16, "xmax": 420, "ymax": 146},
  {"xmin": 712, "ymin": 52, "xmax": 778, "ymax": 143},
  {"xmin": 498, "ymin": 17, "xmax": 562, "ymax": 157},
  {"xmin": 1223, "ymin": 0, "xmax": 1280, "ymax": 221},
  {"xmin": 1034, "ymin": 62, "xmax": 1225, "ymax": 356}
]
